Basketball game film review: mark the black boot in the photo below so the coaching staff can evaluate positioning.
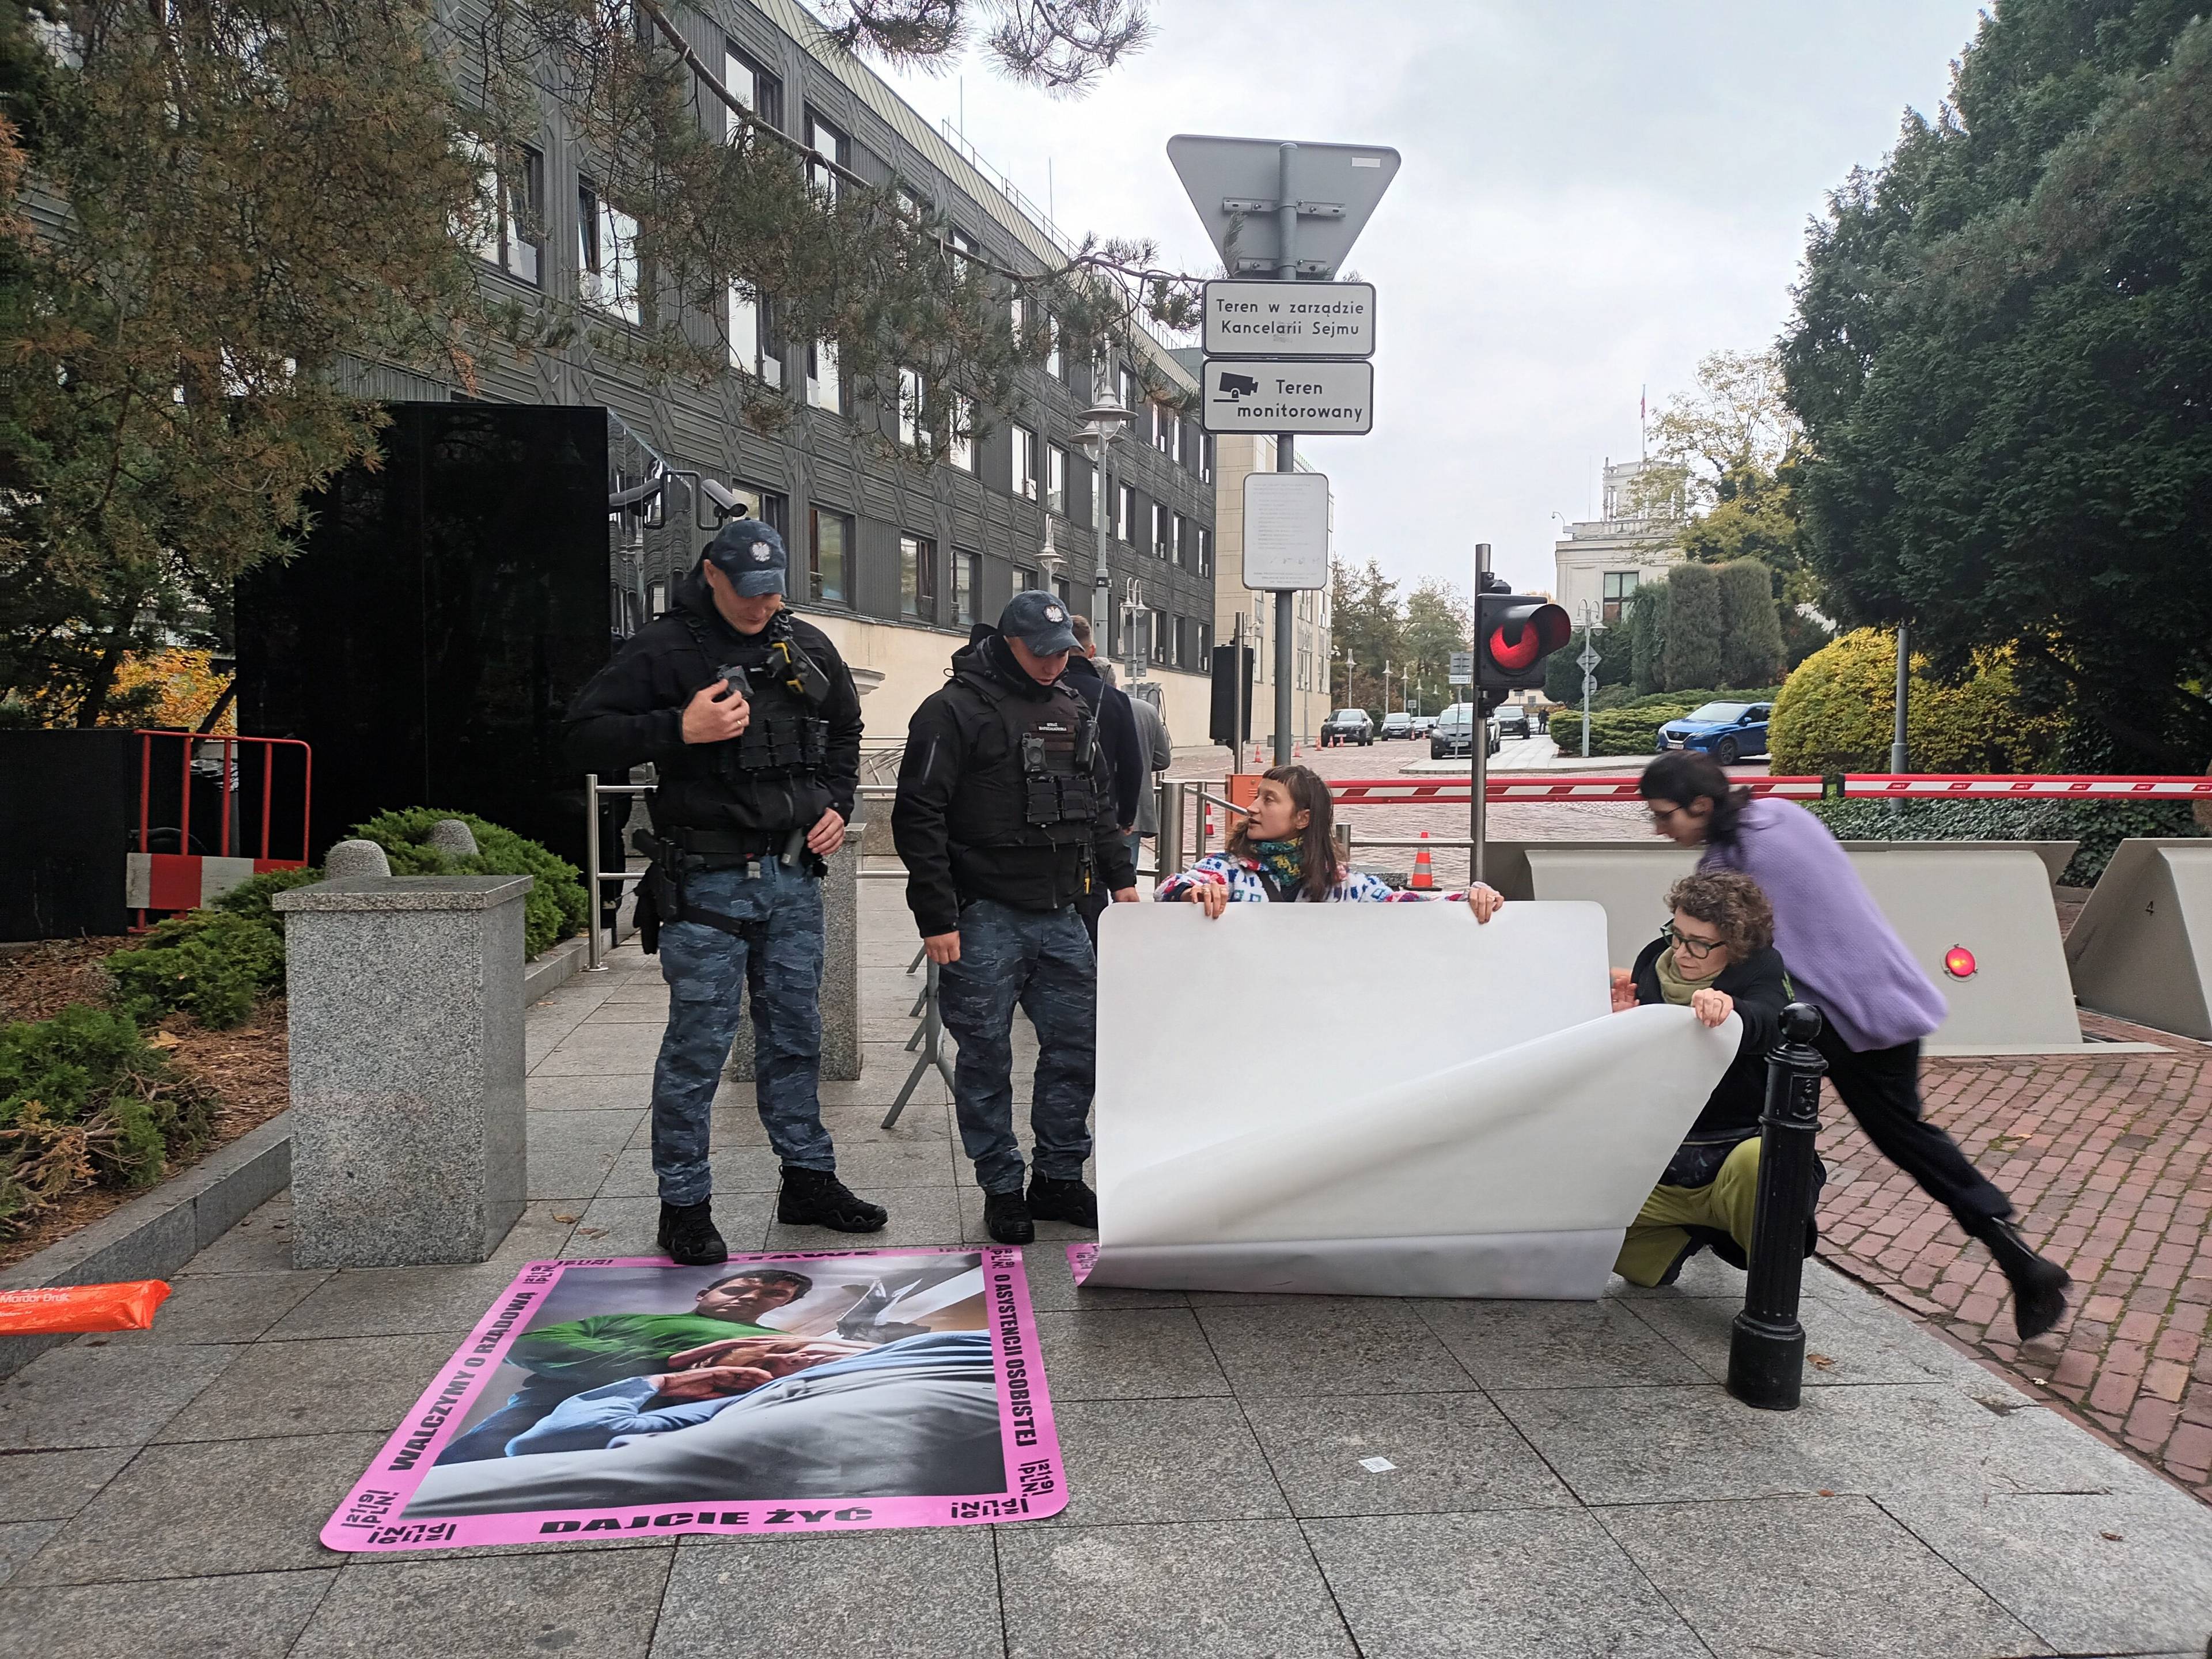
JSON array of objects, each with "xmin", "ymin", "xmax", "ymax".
[
  {"xmin": 776, "ymin": 1167, "xmax": 888, "ymax": 1233},
  {"xmin": 1027, "ymin": 1175, "xmax": 1098, "ymax": 1229},
  {"xmin": 1973, "ymin": 1217, "xmax": 2071, "ymax": 1340},
  {"xmin": 983, "ymin": 1188, "xmax": 1035, "ymax": 1245},
  {"xmin": 657, "ymin": 1199, "xmax": 727, "ymax": 1266}
]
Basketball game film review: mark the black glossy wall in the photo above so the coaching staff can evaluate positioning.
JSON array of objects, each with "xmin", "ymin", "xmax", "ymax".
[{"xmin": 237, "ymin": 403, "xmax": 610, "ymax": 869}]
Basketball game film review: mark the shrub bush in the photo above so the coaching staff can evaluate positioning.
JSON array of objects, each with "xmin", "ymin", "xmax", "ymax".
[
  {"xmin": 1717, "ymin": 560, "xmax": 1786, "ymax": 688},
  {"xmin": 1662, "ymin": 563, "xmax": 1726, "ymax": 691},
  {"xmin": 210, "ymin": 865, "xmax": 325, "ymax": 928},
  {"xmin": 349, "ymin": 808, "xmax": 587, "ymax": 958},
  {"xmin": 1808, "ymin": 798, "xmax": 2206, "ymax": 888},
  {"xmin": 105, "ymin": 911, "xmax": 287, "ymax": 1029},
  {"xmin": 1768, "ymin": 630, "xmax": 2063, "ymax": 777},
  {"xmin": 0, "ymin": 1003, "xmax": 215, "ymax": 1232}
]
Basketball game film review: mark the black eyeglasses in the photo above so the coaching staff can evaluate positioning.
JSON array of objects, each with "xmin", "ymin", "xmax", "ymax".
[{"xmin": 1662, "ymin": 922, "xmax": 1725, "ymax": 960}]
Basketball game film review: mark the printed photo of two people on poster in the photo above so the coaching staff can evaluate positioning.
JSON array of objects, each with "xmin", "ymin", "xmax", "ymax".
[{"xmin": 324, "ymin": 1247, "xmax": 1063, "ymax": 1552}]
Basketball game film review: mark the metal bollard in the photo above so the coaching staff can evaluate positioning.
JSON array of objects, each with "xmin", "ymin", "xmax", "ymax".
[
  {"xmin": 1727, "ymin": 1001, "xmax": 1828, "ymax": 1411},
  {"xmin": 1157, "ymin": 779, "xmax": 1185, "ymax": 877}
]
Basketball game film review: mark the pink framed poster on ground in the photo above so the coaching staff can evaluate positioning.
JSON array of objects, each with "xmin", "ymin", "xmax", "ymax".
[{"xmin": 323, "ymin": 1245, "xmax": 1064, "ymax": 1552}]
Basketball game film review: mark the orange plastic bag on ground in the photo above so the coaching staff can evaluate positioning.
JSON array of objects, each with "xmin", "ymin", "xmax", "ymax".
[{"xmin": 0, "ymin": 1280, "xmax": 172, "ymax": 1334}]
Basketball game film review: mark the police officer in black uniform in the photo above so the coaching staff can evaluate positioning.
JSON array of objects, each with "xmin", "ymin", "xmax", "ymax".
[
  {"xmin": 565, "ymin": 518, "xmax": 884, "ymax": 1265},
  {"xmin": 892, "ymin": 592, "xmax": 1138, "ymax": 1244}
]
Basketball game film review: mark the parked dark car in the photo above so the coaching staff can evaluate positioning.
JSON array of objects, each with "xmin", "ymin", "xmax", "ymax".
[
  {"xmin": 1410, "ymin": 714, "xmax": 1436, "ymax": 738},
  {"xmin": 1323, "ymin": 708, "xmax": 1375, "ymax": 747},
  {"xmin": 1380, "ymin": 712, "xmax": 1413, "ymax": 741},
  {"xmin": 1492, "ymin": 704, "xmax": 1531, "ymax": 740},
  {"xmin": 1430, "ymin": 704, "xmax": 1477, "ymax": 759},
  {"xmin": 1654, "ymin": 700, "xmax": 1773, "ymax": 765}
]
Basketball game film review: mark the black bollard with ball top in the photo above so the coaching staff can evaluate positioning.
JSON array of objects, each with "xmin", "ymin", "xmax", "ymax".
[{"xmin": 1728, "ymin": 1002, "xmax": 1828, "ymax": 1411}]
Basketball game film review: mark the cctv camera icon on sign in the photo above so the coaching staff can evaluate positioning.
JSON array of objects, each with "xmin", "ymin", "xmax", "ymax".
[{"xmin": 1218, "ymin": 373, "xmax": 1259, "ymax": 400}]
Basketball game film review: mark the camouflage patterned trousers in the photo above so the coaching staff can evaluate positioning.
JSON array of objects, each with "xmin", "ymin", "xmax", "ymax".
[
  {"xmin": 935, "ymin": 898, "xmax": 1096, "ymax": 1194},
  {"xmin": 651, "ymin": 858, "xmax": 833, "ymax": 1206}
]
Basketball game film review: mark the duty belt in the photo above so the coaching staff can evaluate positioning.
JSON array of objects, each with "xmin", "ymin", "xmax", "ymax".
[{"xmin": 629, "ymin": 827, "xmax": 819, "ymax": 953}]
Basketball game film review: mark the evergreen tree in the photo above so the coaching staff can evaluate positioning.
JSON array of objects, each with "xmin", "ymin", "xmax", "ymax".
[
  {"xmin": 1717, "ymin": 562, "xmax": 1786, "ymax": 687},
  {"xmin": 1662, "ymin": 563, "xmax": 1725, "ymax": 691},
  {"xmin": 1628, "ymin": 580, "xmax": 1668, "ymax": 695}
]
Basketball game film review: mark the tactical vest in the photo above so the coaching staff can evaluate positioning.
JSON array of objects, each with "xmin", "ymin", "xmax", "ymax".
[
  {"xmin": 952, "ymin": 671, "xmax": 1099, "ymax": 847},
  {"xmin": 682, "ymin": 615, "xmax": 830, "ymax": 781}
]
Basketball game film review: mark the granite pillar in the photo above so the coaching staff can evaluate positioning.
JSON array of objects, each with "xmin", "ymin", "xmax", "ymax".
[
  {"xmin": 727, "ymin": 815, "xmax": 862, "ymax": 1082},
  {"xmin": 272, "ymin": 874, "xmax": 532, "ymax": 1268}
]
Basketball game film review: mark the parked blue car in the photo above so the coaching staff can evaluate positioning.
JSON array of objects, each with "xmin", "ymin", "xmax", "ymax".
[{"xmin": 1653, "ymin": 700, "xmax": 1774, "ymax": 765}]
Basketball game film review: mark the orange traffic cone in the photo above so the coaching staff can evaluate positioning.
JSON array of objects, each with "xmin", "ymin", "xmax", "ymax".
[{"xmin": 1410, "ymin": 831, "xmax": 1435, "ymax": 891}]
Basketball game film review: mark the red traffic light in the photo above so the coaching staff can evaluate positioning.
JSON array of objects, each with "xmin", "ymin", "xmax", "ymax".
[
  {"xmin": 1943, "ymin": 945, "xmax": 1978, "ymax": 980},
  {"xmin": 1479, "ymin": 598, "xmax": 1573, "ymax": 681}
]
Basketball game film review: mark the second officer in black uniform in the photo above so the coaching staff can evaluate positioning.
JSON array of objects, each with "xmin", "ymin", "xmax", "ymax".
[
  {"xmin": 893, "ymin": 591, "xmax": 1138, "ymax": 1244},
  {"xmin": 566, "ymin": 518, "xmax": 884, "ymax": 1264}
]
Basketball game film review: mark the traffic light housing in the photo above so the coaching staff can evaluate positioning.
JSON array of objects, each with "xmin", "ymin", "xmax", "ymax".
[{"xmin": 1476, "ymin": 588, "xmax": 1571, "ymax": 695}]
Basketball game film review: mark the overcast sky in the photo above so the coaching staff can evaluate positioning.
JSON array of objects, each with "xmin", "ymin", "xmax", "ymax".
[{"xmin": 878, "ymin": 1, "xmax": 1987, "ymax": 599}]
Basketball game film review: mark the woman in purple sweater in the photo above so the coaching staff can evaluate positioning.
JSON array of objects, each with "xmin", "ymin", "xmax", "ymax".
[{"xmin": 1638, "ymin": 751, "xmax": 2071, "ymax": 1340}]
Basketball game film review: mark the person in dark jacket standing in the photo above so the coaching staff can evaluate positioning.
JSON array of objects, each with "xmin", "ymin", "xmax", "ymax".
[
  {"xmin": 565, "ymin": 518, "xmax": 885, "ymax": 1266},
  {"xmin": 1609, "ymin": 871, "xmax": 1798, "ymax": 1287},
  {"xmin": 1060, "ymin": 613, "xmax": 1141, "ymax": 944},
  {"xmin": 892, "ymin": 592, "xmax": 1139, "ymax": 1244}
]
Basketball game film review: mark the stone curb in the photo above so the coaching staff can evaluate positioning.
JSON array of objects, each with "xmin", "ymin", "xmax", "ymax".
[{"xmin": 0, "ymin": 1109, "xmax": 294, "ymax": 1378}]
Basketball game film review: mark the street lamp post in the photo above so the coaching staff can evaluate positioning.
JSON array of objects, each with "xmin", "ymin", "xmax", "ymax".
[{"xmin": 1078, "ymin": 385, "xmax": 1132, "ymax": 647}]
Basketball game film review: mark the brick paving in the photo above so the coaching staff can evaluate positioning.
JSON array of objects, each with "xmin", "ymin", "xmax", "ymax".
[{"xmin": 1816, "ymin": 1025, "xmax": 2212, "ymax": 1505}]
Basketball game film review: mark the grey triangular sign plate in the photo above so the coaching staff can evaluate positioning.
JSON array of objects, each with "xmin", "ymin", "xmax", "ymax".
[{"xmin": 1168, "ymin": 135, "xmax": 1400, "ymax": 279}]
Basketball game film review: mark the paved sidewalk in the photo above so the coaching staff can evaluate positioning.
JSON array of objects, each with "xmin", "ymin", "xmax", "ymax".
[
  {"xmin": 2, "ymin": 881, "xmax": 2209, "ymax": 1657},
  {"xmin": 1817, "ymin": 1024, "xmax": 2212, "ymax": 1506}
]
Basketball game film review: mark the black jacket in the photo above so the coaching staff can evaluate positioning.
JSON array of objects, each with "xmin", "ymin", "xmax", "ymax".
[
  {"xmin": 1060, "ymin": 653, "xmax": 1144, "ymax": 830},
  {"xmin": 892, "ymin": 634, "xmax": 1137, "ymax": 937},
  {"xmin": 1630, "ymin": 939, "xmax": 1790, "ymax": 1141},
  {"xmin": 562, "ymin": 568, "xmax": 863, "ymax": 835}
]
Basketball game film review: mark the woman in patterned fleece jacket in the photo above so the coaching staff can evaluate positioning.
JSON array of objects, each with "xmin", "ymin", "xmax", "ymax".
[{"xmin": 1156, "ymin": 765, "xmax": 1504, "ymax": 920}]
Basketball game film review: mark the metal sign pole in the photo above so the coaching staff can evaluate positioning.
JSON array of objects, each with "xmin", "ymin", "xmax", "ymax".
[
  {"xmin": 1230, "ymin": 611, "xmax": 1245, "ymax": 774},
  {"xmin": 1271, "ymin": 141, "xmax": 1298, "ymax": 772},
  {"xmin": 1470, "ymin": 542, "xmax": 1490, "ymax": 888}
]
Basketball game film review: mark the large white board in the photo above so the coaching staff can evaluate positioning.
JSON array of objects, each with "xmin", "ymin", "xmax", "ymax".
[{"xmin": 1090, "ymin": 902, "xmax": 1737, "ymax": 1298}]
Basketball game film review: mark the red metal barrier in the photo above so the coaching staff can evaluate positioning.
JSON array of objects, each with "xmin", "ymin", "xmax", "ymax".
[
  {"xmin": 1319, "ymin": 774, "xmax": 2212, "ymax": 806},
  {"xmin": 131, "ymin": 730, "xmax": 313, "ymax": 927}
]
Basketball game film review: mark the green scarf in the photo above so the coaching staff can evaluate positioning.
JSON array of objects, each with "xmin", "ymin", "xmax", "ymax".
[
  {"xmin": 1252, "ymin": 838, "xmax": 1305, "ymax": 899},
  {"xmin": 1653, "ymin": 944, "xmax": 1722, "ymax": 1006}
]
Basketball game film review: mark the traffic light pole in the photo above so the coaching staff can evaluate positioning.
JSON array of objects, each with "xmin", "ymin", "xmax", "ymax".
[{"xmin": 1469, "ymin": 540, "xmax": 1490, "ymax": 888}]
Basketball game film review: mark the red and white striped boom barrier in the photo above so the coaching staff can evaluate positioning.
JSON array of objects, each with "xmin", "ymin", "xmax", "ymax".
[{"xmin": 1320, "ymin": 774, "xmax": 2212, "ymax": 806}]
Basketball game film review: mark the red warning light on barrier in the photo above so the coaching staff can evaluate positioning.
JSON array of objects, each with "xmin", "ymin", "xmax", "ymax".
[{"xmin": 1943, "ymin": 946, "xmax": 1978, "ymax": 980}]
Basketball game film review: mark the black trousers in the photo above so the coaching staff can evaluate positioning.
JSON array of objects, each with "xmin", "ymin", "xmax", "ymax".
[{"xmin": 1813, "ymin": 1022, "xmax": 2012, "ymax": 1230}]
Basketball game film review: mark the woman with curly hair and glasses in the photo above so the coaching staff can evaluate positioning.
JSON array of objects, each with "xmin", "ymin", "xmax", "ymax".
[
  {"xmin": 1637, "ymin": 750, "xmax": 2070, "ymax": 1336},
  {"xmin": 1156, "ymin": 764, "xmax": 1503, "ymax": 919},
  {"xmin": 1611, "ymin": 870, "xmax": 1800, "ymax": 1287}
]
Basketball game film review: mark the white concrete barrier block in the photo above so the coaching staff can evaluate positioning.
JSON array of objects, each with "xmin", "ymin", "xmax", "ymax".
[{"xmin": 2066, "ymin": 839, "xmax": 2212, "ymax": 1041}]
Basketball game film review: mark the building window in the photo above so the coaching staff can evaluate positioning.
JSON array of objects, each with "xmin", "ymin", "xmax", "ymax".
[
  {"xmin": 722, "ymin": 43, "xmax": 781, "ymax": 138},
  {"xmin": 1153, "ymin": 403, "xmax": 1175, "ymax": 454},
  {"xmin": 1009, "ymin": 292, "xmax": 1025, "ymax": 338},
  {"xmin": 1153, "ymin": 501, "xmax": 1171, "ymax": 560},
  {"xmin": 646, "ymin": 577, "xmax": 669, "ymax": 618},
  {"xmin": 1044, "ymin": 317, "xmax": 1062, "ymax": 378},
  {"xmin": 808, "ymin": 112, "xmax": 847, "ymax": 199},
  {"xmin": 745, "ymin": 488, "xmax": 791, "ymax": 541},
  {"xmin": 1045, "ymin": 443, "xmax": 1067, "ymax": 515},
  {"xmin": 1011, "ymin": 423, "xmax": 1038, "ymax": 502},
  {"xmin": 1116, "ymin": 363, "xmax": 1135, "ymax": 415},
  {"xmin": 1115, "ymin": 482, "xmax": 1135, "ymax": 543},
  {"xmin": 900, "ymin": 534, "xmax": 937, "ymax": 621},
  {"xmin": 1014, "ymin": 566, "xmax": 1037, "ymax": 591},
  {"xmin": 728, "ymin": 284, "xmax": 781, "ymax": 387},
  {"xmin": 1199, "ymin": 433, "xmax": 1213, "ymax": 484},
  {"xmin": 1173, "ymin": 616, "xmax": 1189, "ymax": 668},
  {"xmin": 949, "ymin": 228, "xmax": 978, "ymax": 285},
  {"xmin": 948, "ymin": 393, "xmax": 976, "ymax": 471},
  {"xmin": 1196, "ymin": 526, "xmax": 1213, "ymax": 576},
  {"xmin": 578, "ymin": 181, "xmax": 639, "ymax": 323},
  {"xmin": 953, "ymin": 550, "xmax": 980, "ymax": 624},
  {"xmin": 809, "ymin": 507, "xmax": 850, "ymax": 604},
  {"xmin": 1602, "ymin": 570, "xmax": 1640, "ymax": 624},
  {"xmin": 1150, "ymin": 607, "xmax": 1169, "ymax": 665},
  {"xmin": 898, "ymin": 367, "xmax": 926, "ymax": 453},
  {"xmin": 806, "ymin": 338, "xmax": 841, "ymax": 412},
  {"xmin": 463, "ymin": 137, "xmax": 542, "ymax": 285},
  {"xmin": 1198, "ymin": 621, "xmax": 1212, "ymax": 661}
]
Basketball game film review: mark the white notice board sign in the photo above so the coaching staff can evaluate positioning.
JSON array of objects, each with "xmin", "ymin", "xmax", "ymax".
[
  {"xmin": 1242, "ymin": 472, "xmax": 1331, "ymax": 592},
  {"xmin": 1203, "ymin": 281, "xmax": 1376, "ymax": 357}
]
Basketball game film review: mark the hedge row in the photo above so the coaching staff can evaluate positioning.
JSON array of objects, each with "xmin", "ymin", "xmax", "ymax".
[{"xmin": 1808, "ymin": 797, "xmax": 2206, "ymax": 888}]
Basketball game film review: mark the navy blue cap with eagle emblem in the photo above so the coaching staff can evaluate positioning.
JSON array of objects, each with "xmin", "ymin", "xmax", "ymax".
[
  {"xmin": 703, "ymin": 518, "xmax": 787, "ymax": 597},
  {"xmin": 998, "ymin": 590, "xmax": 1080, "ymax": 656}
]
